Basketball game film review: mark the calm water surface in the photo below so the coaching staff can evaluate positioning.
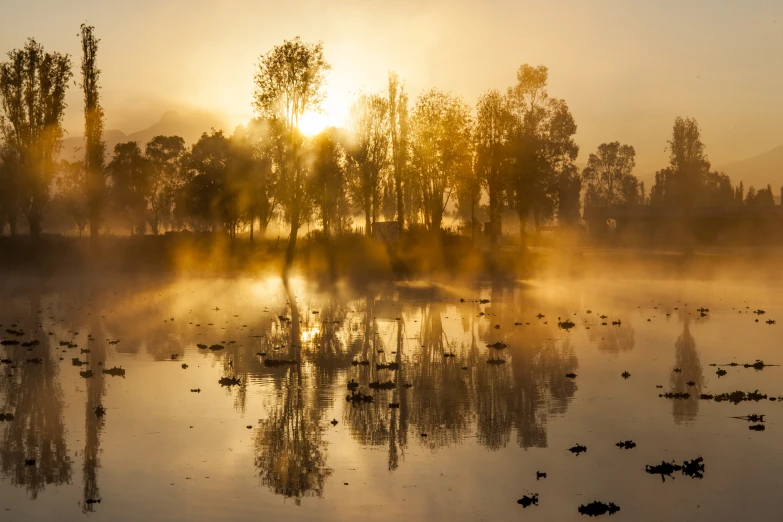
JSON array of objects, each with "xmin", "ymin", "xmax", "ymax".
[{"xmin": 0, "ymin": 275, "xmax": 782, "ymax": 521}]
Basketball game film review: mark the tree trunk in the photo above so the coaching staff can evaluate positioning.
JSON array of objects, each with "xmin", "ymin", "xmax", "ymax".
[
  {"xmin": 249, "ymin": 219, "xmax": 254, "ymax": 242},
  {"xmin": 258, "ymin": 217, "xmax": 268, "ymax": 239},
  {"xmin": 28, "ymin": 212, "xmax": 42, "ymax": 238},
  {"xmin": 365, "ymin": 204, "xmax": 371, "ymax": 237},
  {"xmin": 285, "ymin": 220, "xmax": 299, "ymax": 269},
  {"xmin": 396, "ymin": 173, "xmax": 404, "ymax": 234}
]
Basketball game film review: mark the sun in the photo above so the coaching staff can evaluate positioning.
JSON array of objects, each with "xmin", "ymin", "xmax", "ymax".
[{"xmin": 298, "ymin": 111, "xmax": 332, "ymax": 136}]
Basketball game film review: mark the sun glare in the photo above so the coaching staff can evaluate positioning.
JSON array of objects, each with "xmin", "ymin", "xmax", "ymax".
[{"xmin": 298, "ymin": 111, "xmax": 332, "ymax": 136}]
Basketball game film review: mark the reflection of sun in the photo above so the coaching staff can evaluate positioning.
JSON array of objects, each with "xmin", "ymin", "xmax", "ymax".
[{"xmin": 301, "ymin": 325, "xmax": 321, "ymax": 343}]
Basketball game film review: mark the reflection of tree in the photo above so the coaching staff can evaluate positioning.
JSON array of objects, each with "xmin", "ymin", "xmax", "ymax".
[
  {"xmin": 82, "ymin": 292, "xmax": 106, "ymax": 512},
  {"xmin": 0, "ymin": 291, "xmax": 71, "ymax": 499},
  {"xmin": 253, "ymin": 278, "xmax": 332, "ymax": 504},
  {"xmin": 670, "ymin": 315, "xmax": 703, "ymax": 424},
  {"xmin": 587, "ymin": 323, "xmax": 635, "ymax": 353}
]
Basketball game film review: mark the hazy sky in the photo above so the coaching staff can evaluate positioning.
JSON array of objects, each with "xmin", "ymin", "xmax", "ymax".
[{"xmin": 3, "ymin": 0, "xmax": 783, "ymax": 175}]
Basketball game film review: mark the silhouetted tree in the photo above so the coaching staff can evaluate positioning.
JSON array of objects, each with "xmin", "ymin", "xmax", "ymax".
[
  {"xmin": 145, "ymin": 135, "xmax": 185, "ymax": 235},
  {"xmin": 0, "ymin": 39, "xmax": 72, "ymax": 237},
  {"xmin": 745, "ymin": 184, "xmax": 775, "ymax": 206},
  {"xmin": 475, "ymin": 89, "xmax": 513, "ymax": 242},
  {"xmin": 556, "ymin": 165, "xmax": 582, "ymax": 226},
  {"xmin": 56, "ymin": 160, "xmax": 89, "ymax": 236},
  {"xmin": 582, "ymin": 142, "xmax": 639, "ymax": 207},
  {"xmin": 238, "ymin": 118, "xmax": 280, "ymax": 240},
  {"xmin": 507, "ymin": 65, "xmax": 578, "ymax": 234},
  {"xmin": 79, "ymin": 24, "xmax": 105, "ymax": 239},
  {"xmin": 108, "ymin": 142, "xmax": 150, "ymax": 235},
  {"xmin": 455, "ymin": 142, "xmax": 480, "ymax": 240},
  {"xmin": 310, "ymin": 128, "xmax": 348, "ymax": 237},
  {"xmin": 0, "ymin": 146, "xmax": 21, "ymax": 234},
  {"xmin": 346, "ymin": 93, "xmax": 390, "ymax": 234},
  {"xmin": 388, "ymin": 71, "xmax": 409, "ymax": 232},
  {"xmin": 409, "ymin": 89, "xmax": 472, "ymax": 231},
  {"xmin": 253, "ymin": 37, "xmax": 329, "ymax": 266}
]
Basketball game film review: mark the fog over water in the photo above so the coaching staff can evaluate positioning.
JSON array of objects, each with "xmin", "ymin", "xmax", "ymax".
[{"xmin": 1, "ymin": 274, "xmax": 781, "ymax": 520}]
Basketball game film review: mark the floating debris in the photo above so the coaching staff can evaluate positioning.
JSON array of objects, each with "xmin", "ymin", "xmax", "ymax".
[
  {"xmin": 487, "ymin": 359, "xmax": 505, "ymax": 365},
  {"xmin": 218, "ymin": 376, "xmax": 241, "ymax": 386},
  {"xmin": 376, "ymin": 362, "xmax": 399, "ymax": 371},
  {"xmin": 0, "ymin": 413, "xmax": 14, "ymax": 422},
  {"xmin": 621, "ymin": 371, "xmax": 631, "ymax": 379},
  {"xmin": 569, "ymin": 444, "xmax": 587, "ymax": 455},
  {"xmin": 487, "ymin": 342, "xmax": 507, "ymax": 349},
  {"xmin": 208, "ymin": 344, "xmax": 224, "ymax": 351},
  {"xmin": 517, "ymin": 493, "xmax": 539, "ymax": 508},
  {"xmin": 197, "ymin": 344, "xmax": 208, "ymax": 349},
  {"xmin": 716, "ymin": 369, "xmax": 727, "ymax": 377},
  {"xmin": 26, "ymin": 358, "xmax": 42, "ymax": 364},
  {"xmin": 480, "ymin": 299, "xmax": 490, "ymax": 304},
  {"xmin": 80, "ymin": 370, "xmax": 94, "ymax": 378},
  {"xmin": 25, "ymin": 459, "xmax": 35, "ymax": 466},
  {"xmin": 578, "ymin": 501, "xmax": 620, "ymax": 516},
  {"xmin": 708, "ymin": 390, "xmax": 768, "ymax": 404},
  {"xmin": 21, "ymin": 340, "xmax": 40, "ymax": 347},
  {"xmin": 611, "ymin": 320, "xmax": 621, "ymax": 326},
  {"xmin": 565, "ymin": 373, "xmax": 577, "ymax": 379},
  {"xmin": 369, "ymin": 380, "xmax": 395, "ymax": 390},
  {"xmin": 102, "ymin": 367, "xmax": 126, "ymax": 377},
  {"xmin": 749, "ymin": 424, "xmax": 766, "ymax": 431},
  {"xmin": 686, "ymin": 381, "xmax": 696, "ymax": 386},
  {"xmin": 95, "ymin": 405, "xmax": 106, "ymax": 418},
  {"xmin": 558, "ymin": 320, "xmax": 576, "ymax": 330},
  {"xmin": 346, "ymin": 391, "xmax": 374, "ymax": 404},
  {"xmin": 388, "ymin": 402, "xmax": 400, "ymax": 408},
  {"xmin": 71, "ymin": 358, "xmax": 86, "ymax": 366},
  {"xmin": 753, "ymin": 309, "xmax": 766, "ymax": 315},
  {"xmin": 190, "ymin": 388, "xmax": 201, "ymax": 393},
  {"xmin": 660, "ymin": 392, "xmax": 690, "ymax": 399},
  {"xmin": 347, "ymin": 379, "xmax": 359, "ymax": 391},
  {"xmin": 732, "ymin": 414, "xmax": 765, "ymax": 422},
  {"xmin": 536, "ymin": 471, "xmax": 546, "ymax": 480},
  {"xmin": 351, "ymin": 360, "xmax": 370, "ymax": 366},
  {"xmin": 443, "ymin": 353, "xmax": 456, "ymax": 358},
  {"xmin": 85, "ymin": 499, "xmax": 101, "ymax": 505},
  {"xmin": 615, "ymin": 440, "xmax": 636, "ymax": 449},
  {"xmin": 330, "ymin": 419, "xmax": 338, "ymax": 426},
  {"xmin": 767, "ymin": 319, "xmax": 776, "ymax": 325},
  {"xmin": 682, "ymin": 457, "xmax": 705, "ymax": 479},
  {"xmin": 0, "ymin": 340, "xmax": 19, "ymax": 346}
]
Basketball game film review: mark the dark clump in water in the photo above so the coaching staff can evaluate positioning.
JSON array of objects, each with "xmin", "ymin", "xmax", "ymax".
[
  {"xmin": 376, "ymin": 362, "xmax": 399, "ymax": 370},
  {"xmin": 578, "ymin": 501, "xmax": 620, "ymax": 516},
  {"xmin": 346, "ymin": 391, "xmax": 374, "ymax": 404},
  {"xmin": 218, "ymin": 376, "xmax": 241, "ymax": 386},
  {"xmin": 749, "ymin": 424, "xmax": 766, "ymax": 431},
  {"xmin": 681, "ymin": 457, "xmax": 705, "ymax": 479},
  {"xmin": 102, "ymin": 366, "xmax": 126, "ymax": 377},
  {"xmin": 0, "ymin": 413, "xmax": 14, "ymax": 422},
  {"xmin": 569, "ymin": 444, "xmax": 587, "ymax": 455},
  {"xmin": 80, "ymin": 370, "xmax": 94, "ymax": 378},
  {"xmin": 208, "ymin": 344, "xmax": 224, "ymax": 351},
  {"xmin": 646, "ymin": 457, "xmax": 704, "ymax": 481},
  {"xmin": 350, "ymin": 360, "xmax": 370, "ymax": 366},
  {"xmin": 615, "ymin": 440, "xmax": 636, "ymax": 449},
  {"xmin": 709, "ymin": 390, "xmax": 768, "ymax": 404},
  {"xmin": 660, "ymin": 392, "xmax": 690, "ymax": 399},
  {"xmin": 487, "ymin": 342, "xmax": 507, "ymax": 349},
  {"xmin": 621, "ymin": 371, "xmax": 631, "ymax": 379},
  {"xmin": 347, "ymin": 379, "xmax": 359, "ymax": 390},
  {"xmin": 517, "ymin": 493, "xmax": 538, "ymax": 507},
  {"xmin": 369, "ymin": 380, "xmax": 395, "ymax": 390}
]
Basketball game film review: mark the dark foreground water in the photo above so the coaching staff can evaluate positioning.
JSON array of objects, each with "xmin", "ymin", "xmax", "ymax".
[{"xmin": 0, "ymin": 274, "xmax": 782, "ymax": 521}]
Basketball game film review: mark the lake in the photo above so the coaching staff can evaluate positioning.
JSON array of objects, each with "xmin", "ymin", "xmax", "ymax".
[{"xmin": 0, "ymin": 274, "xmax": 781, "ymax": 521}]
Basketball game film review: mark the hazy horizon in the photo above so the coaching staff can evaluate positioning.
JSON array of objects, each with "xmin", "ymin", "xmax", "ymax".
[{"xmin": 3, "ymin": 0, "xmax": 783, "ymax": 176}]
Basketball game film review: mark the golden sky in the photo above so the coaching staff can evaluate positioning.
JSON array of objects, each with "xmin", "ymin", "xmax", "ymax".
[{"xmin": 3, "ymin": 0, "xmax": 783, "ymax": 174}]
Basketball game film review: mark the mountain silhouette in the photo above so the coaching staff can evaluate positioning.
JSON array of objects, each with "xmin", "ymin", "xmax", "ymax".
[
  {"xmin": 721, "ymin": 144, "xmax": 783, "ymax": 193},
  {"xmin": 61, "ymin": 110, "xmax": 228, "ymax": 162}
]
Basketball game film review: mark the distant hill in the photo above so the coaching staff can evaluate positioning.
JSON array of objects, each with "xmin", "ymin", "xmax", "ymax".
[
  {"xmin": 61, "ymin": 110, "xmax": 228, "ymax": 162},
  {"xmin": 720, "ymin": 145, "xmax": 783, "ymax": 191}
]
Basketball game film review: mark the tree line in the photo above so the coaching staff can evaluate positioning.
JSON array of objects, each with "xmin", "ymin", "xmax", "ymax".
[{"xmin": 1, "ymin": 30, "xmax": 781, "ymax": 252}]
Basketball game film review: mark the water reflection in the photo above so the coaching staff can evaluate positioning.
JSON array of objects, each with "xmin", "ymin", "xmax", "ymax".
[
  {"xmin": 0, "ymin": 289, "xmax": 72, "ymax": 499},
  {"xmin": 0, "ymin": 275, "xmax": 746, "ymax": 516}
]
